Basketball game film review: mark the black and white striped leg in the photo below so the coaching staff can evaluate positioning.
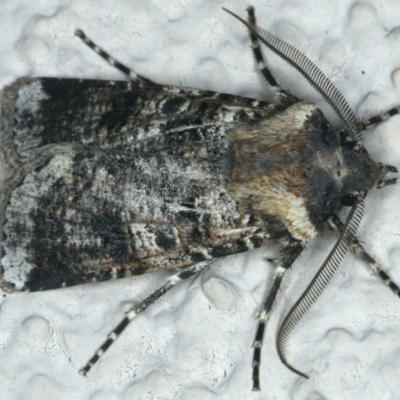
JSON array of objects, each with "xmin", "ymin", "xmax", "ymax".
[
  {"xmin": 330, "ymin": 215, "xmax": 400, "ymax": 296},
  {"xmin": 252, "ymin": 240, "xmax": 304, "ymax": 391},
  {"xmin": 246, "ymin": 7, "xmax": 296, "ymax": 106},
  {"xmin": 79, "ymin": 261, "xmax": 212, "ymax": 376},
  {"xmin": 359, "ymin": 106, "xmax": 400, "ymax": 131},
  {"xmin": 74, "ymin": 29, "xmax": 156, "ymax": 85},
  {"xmin": 339, "ymin": 106, "xmax": 400, "ymax": 139}
]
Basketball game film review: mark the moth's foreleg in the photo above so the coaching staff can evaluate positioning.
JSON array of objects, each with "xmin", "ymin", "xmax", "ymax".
[
  {"xmin": 338, "ymin": 106, "xmax": 400, "ymax": 139},
  {"xmin": 252, "ymin": 240, "xmax": 304, "ymax": 391},
  {"xmin": 359, "ymin": 106, "xmax": 400, "ymax": 131},
  {"xmin": 330, "ymin": 215, "xmax": 400, "ymax": 296},
  {"xmin": 79, "ymin": 261, "xmax": 211, "ymax": 376},
  {"xmin": 74, "ymin": 29, "xmax": 156, "ymax": 86},
  {"xmin": 246, "ymin": 6, "xmax": 297, "ymax": 106}
]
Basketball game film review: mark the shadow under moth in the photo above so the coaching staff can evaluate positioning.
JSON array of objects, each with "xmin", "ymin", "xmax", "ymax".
[{"xmin": 0, "ymin": 6, "xmax": 398, "ymax": 392}]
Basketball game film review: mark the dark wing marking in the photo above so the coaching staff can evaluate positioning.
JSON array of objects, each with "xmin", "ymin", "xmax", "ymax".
[
  {"xmin": 1, "ymin": 77, "xmax": 283, "ymax": 163},
  {"xmin": 1, "ymin": 150, "xmax": 270, "ymax": 292},
  {"xmin": 0, "ymin": 77, "xmax": 290, "ymax": 293}
]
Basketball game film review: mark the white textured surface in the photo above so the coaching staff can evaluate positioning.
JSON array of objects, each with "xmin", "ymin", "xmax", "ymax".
[{"xmin": 1, "ymin": 1, "xmax": 400, "ymax": 399}]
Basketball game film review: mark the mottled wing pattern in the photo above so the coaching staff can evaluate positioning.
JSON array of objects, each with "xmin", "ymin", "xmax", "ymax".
[
  {"xmin": 2, "ymin": 78, "xmax": 281, "ymax": 161},
  {"xmin": 0, "ymin": 78, "xmax": 278, "ymax": 292}
]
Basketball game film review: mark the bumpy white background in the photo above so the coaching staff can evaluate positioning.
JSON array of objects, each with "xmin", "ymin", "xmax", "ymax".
[{"xmin": 0, "ymin": 0, "xmax": 400, "ymax": 399}]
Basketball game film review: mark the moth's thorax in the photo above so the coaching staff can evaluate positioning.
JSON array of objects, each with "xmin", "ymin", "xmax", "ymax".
[{"xmin": 227, "ymin": 102, "xmax": 351, "ymax": 242}]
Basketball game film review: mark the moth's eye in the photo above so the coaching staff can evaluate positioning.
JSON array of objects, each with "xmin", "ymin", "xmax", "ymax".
[{"xmin": 341, "ymin": 193, "xmax": 357, "ymax": 206}]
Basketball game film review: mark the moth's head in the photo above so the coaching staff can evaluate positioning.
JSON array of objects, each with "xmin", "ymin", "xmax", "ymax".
[{"xmin": 340, "ymin": 141, "xmax": 397, "ymax": 206}]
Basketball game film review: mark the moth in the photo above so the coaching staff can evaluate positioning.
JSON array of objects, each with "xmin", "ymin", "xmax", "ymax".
[{"xmin": 0, "ymin": 6, "xmax": 398, "ymax": 392}]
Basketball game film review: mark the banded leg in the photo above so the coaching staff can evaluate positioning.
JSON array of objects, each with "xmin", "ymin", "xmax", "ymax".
[
  {"xmin": 75, "ymin": 29, "xmax": 156, "ymax": 86},
  {"xmin": 252, "ymin": 239, "xmax": 304, "ymax": 391},
  {"xmin": 246, "ymin": 7, "xmax": 297, "ymax": 106},
  {"xmin": 330, "ymin": 215, "xmax": 400, "ymax": 296},
  {"xmin": 339, "ymin": 106, "xmax": 400, "ymax": 139},
  {"xmin": 79, "ymin": 261, "xmax": 213, "ymax": 376},
  {"xmin": 359, "ymin": 106, "xmax": 400, "ymax": 131}
]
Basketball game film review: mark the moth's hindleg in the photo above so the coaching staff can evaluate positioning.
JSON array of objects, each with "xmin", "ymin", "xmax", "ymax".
[
  {"xmin": 74, "ymin": 29, "xmax": 156, "ymax": 85},
  {"xmin": 252, "ymin": 240, "xmax": 304, "ymax": 391},
  {"xmin": 246, "ymin": 6, "xmax": 296, "ymax": 105},
  {"xmin": 79, "ymin": 261, "xmax": 211, "ymax": 376}
]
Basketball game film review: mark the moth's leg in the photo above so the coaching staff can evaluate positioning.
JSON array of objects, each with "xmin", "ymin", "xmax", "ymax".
[
  {"xmin": 329, "ymin": 215, "xmax": 400, "ymax": 296},
  {"xmin": 359, "ymin": 106, "xmax": 400, "ymax": 131},
  {"xmin": 252, "ymin": 239, "xmax": 304, "ymax": 391},
  {"xmin": 246, "ymin": 6, "xmax": 297, "ymax": 106},
  {"xmin": 338, "ymin": 106, "xmax": 400, "ymax": 138},
  {"xmin": 75, "ymin": 29, "xmax": 157, "ymax": 85},
  {"xmin": 79, "ymin": 261, "xmax": 212, "ymax": 376}
]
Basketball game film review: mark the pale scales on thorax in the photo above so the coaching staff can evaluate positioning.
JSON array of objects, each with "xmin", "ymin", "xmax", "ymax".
[{"xmin": 227, "ymin": 101, "xmax": 380, "ymax": 242}]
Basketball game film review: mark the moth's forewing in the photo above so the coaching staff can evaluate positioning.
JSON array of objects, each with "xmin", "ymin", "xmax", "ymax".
[{"xmin": 0, "ymin": 78, "xmax": 275, "ymax": 292}]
